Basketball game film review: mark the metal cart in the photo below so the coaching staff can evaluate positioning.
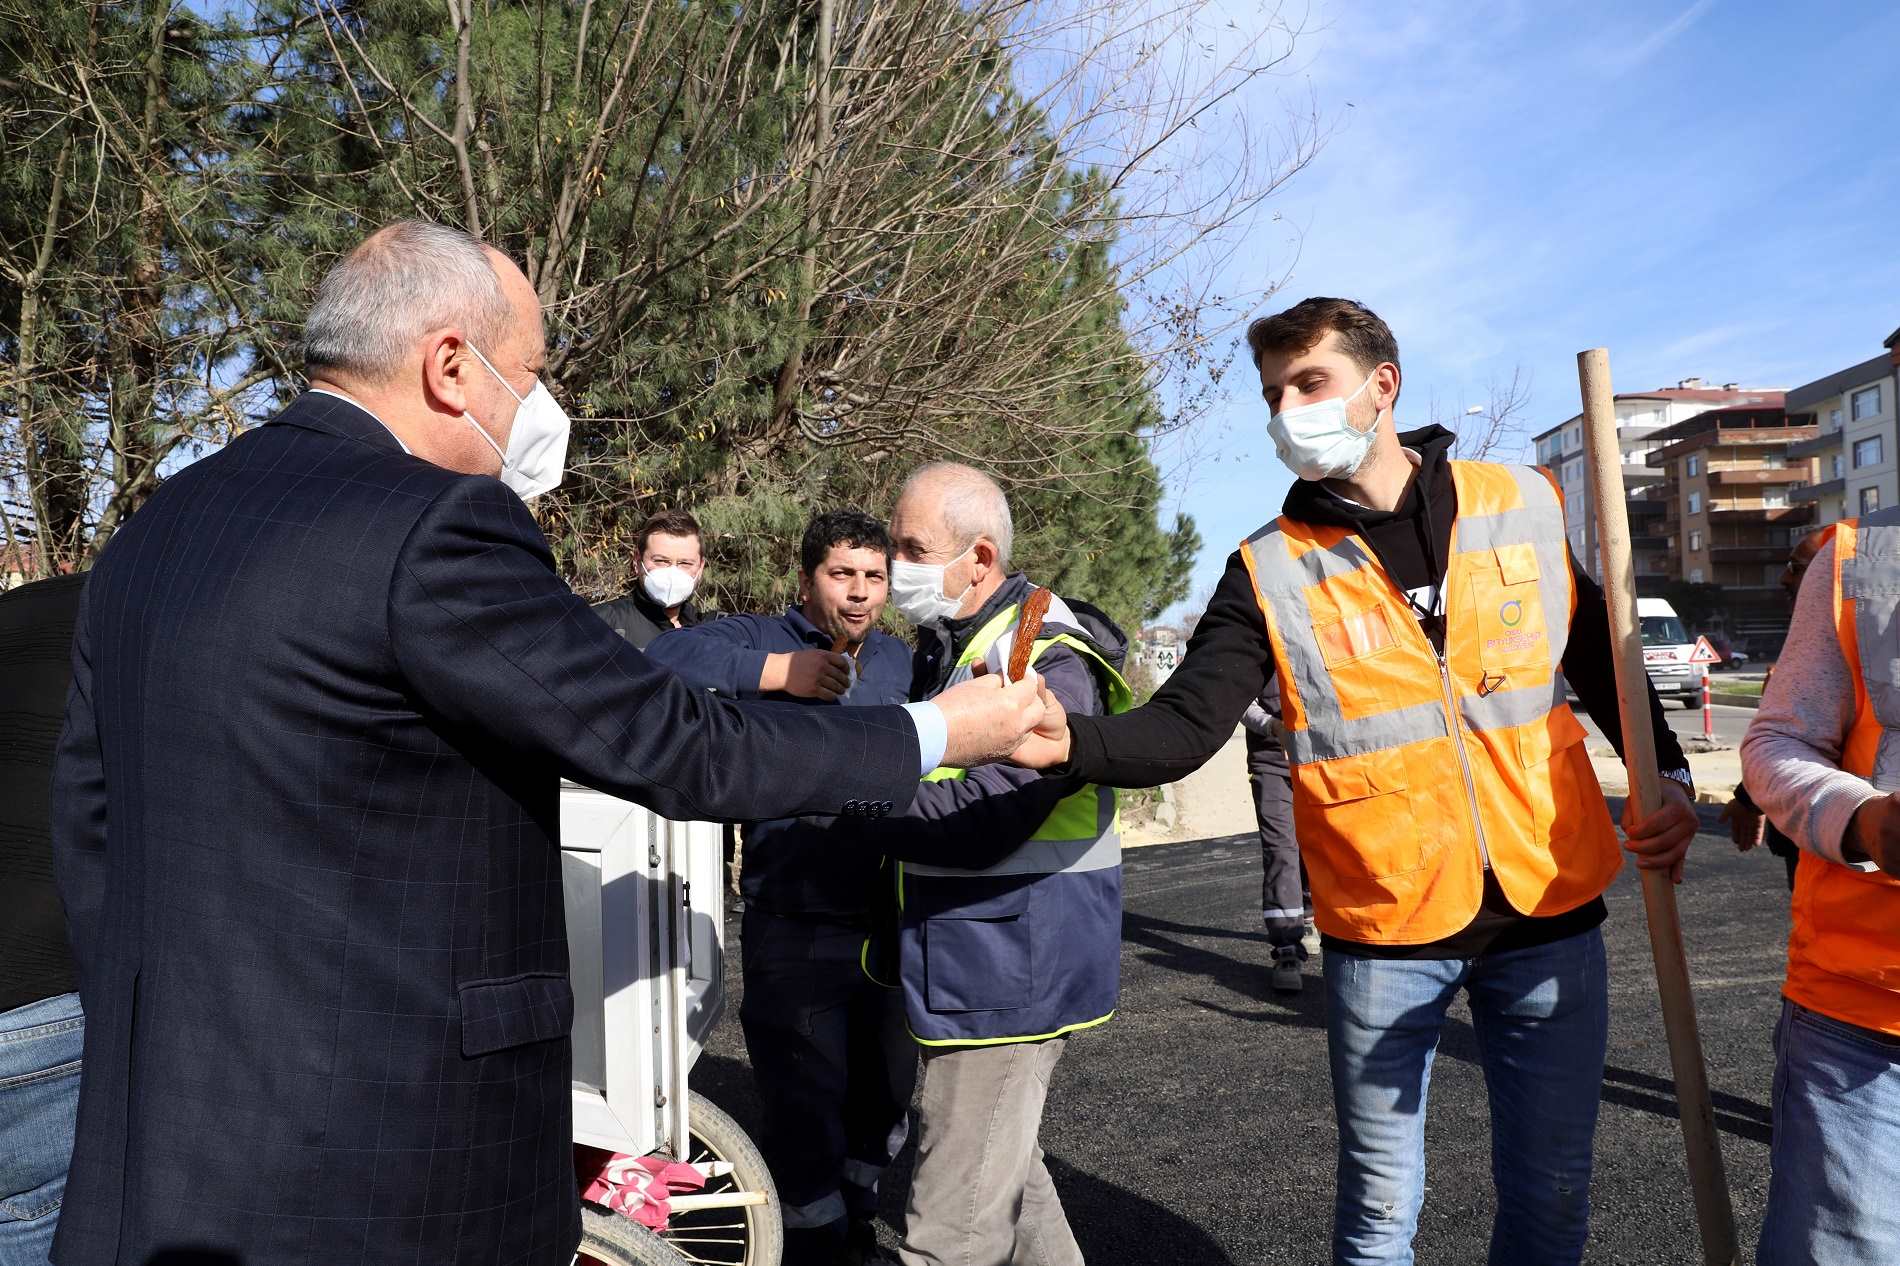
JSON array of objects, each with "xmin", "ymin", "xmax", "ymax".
[{"xmin": 562, "ymin": 784, "xmax": 783, "ymax": 1266}]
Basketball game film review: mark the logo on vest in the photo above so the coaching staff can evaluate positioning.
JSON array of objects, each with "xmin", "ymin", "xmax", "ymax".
[{"xmin": 1485, "ymin": 599, "xmax": 1544, "ymax": 657}]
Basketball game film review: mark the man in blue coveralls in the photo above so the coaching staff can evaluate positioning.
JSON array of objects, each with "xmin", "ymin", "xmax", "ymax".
[{"xmin": 646, "ymin": 508, "xmax": 917, "ymax": 1264}]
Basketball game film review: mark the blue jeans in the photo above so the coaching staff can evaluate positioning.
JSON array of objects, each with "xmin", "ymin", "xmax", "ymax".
[
  {"xmin": 0, "ymin": 992, "xmax": 83, "ymax": 1266},
  {"xmin": 1324, "ymin": 927, "xmax": 1608, "ymax": 1266},
  {"xmin": 1759, "ymin": 999, "xmax": 1900, "ymax": 1265}
]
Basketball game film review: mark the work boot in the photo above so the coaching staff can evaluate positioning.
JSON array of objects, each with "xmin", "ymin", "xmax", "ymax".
[{"xmin": 1271, "ymin": 943, "xmax": 1303, "ymax": 994}]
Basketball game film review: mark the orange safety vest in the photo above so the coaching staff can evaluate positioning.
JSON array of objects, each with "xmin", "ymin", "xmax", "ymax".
[
  {"xmin": 1239, "ymin": 460, "xmax": 1622, "ymax": 944},
  {"xmin": 1788, "ymin": 515, "xmax": 1900, "ymax": 1034}
]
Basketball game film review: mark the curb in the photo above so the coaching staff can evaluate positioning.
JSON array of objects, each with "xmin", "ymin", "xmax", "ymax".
[{"xmin": 1709, "ymin": 692, "xmax": 1760, "ymax": 709}]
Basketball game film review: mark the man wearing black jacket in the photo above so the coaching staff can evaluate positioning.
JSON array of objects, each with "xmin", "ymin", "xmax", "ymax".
[
  {"xmin": 592, "ymin": 509, "xmax": 706, "ymax": 648},
  {"xmin": 1019, "ymin": 299, "xmax": 1698, "ymax": 1266},
  {"xmin": 0, "ymin": 573, "xmax": 87, "ymax": 1263}
]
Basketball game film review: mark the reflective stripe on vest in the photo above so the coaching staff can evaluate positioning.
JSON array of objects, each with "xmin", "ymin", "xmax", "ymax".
[
  {"xmin": 1239, "ymin": 460, "xmax": 1621, "ymax": 944},
  {"xmin": 1788, "ymin": 513, "xmax": 1900, "ymax": 1035},
  {"xmin": 902, "ymin": 595, "xmax": 1132, "ymax": 881}
]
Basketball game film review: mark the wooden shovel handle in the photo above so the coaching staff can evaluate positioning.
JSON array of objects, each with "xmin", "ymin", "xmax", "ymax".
[{"xmin": 1008, "ymin": 587, "xmax": 1052, "ymax": 683}]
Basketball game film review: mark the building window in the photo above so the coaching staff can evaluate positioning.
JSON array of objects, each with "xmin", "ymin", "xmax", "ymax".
[
  {"xmin": 1833, "ymin": 454, "xmax": 1845, "ymax": 478},
  {"xmin": 1688, "ymin": 491, "xmax": 1702, "ymax": 514},
  {"xmin": 1855, "ymin": 436, "xmax": 1884, "ymax": 468},
  {"xmin": 1863, "ymin": 486, "xmax": 1882, "ymax": 515},
  {"xmin": 1689, "ymin": 530, "xmax": 1702, "ymax": 551},
  {"xmin": 1690, "ymin": 568, "xmax": 1705, "ymax": 584},
  {"xmin": 1853, "ymin": 386, "xmax": 1883, "ymax": 421},
  {"xmin": 1830, "ymin": 408, "xmax": 1844, "ymax": 431},
  {"xmin": 1687, "ymin": 455, "xmax": 1700, "ymax": 476},
  {"xmin": 1765, "ymin": 491, "xmax": 1788, "ymax": 508}
]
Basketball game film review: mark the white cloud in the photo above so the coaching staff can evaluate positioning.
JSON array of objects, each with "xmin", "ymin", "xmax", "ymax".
[{"xmin": 1596, "ymin": 0, "xmax": 1719, "ymax": 73}]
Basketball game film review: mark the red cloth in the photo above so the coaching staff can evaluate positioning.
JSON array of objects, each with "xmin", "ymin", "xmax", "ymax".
[{"xmin": 576, "ymin": 1146, "xmax": 707, "ymax": 1232}]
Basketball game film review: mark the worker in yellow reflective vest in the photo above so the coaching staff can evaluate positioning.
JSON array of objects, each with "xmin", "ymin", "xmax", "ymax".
[
  {"xmin": 831, "ymin": 462, "xmax": 1130, "ymax": 1266},
  {"xmin": 1012, "ymin": 298, "xmax": 1699, "ymax": 1266}
]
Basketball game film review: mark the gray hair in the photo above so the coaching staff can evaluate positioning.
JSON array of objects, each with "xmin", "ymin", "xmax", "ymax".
[
  {"xmin": 303, "ymin": 220, "xmax": 515, "ymax": 383},
  {"xmin": 902, "ymin": 462, "xmax": 1014, "ymax": 569}
]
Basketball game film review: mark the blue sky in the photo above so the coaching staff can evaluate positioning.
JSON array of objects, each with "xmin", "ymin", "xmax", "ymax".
[{"xmin": 1152, "ymin": 0, "xmax": 1900, "ymax": 619}]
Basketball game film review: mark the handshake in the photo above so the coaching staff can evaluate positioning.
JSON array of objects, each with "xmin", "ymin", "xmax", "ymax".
[{"xmin": 935, "ymin": 669, "xmax": 1072, "ymax": 771}]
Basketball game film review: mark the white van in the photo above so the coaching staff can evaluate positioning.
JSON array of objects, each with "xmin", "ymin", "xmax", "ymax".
[{"xmin": 1639, "ymin": 597, "xmax": 1700, "ymax": 708}]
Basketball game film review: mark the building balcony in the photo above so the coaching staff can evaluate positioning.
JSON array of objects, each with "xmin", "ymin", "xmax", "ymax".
[
  {"xmin": 1709, "ymin": 467, "xmax": 1807, "ymax": 485},
  {"xmin": 1788, "ymin": 430, "xmax": 1845, "ymax": 458},
  {"xmin": 1711, "ymin": 545, "xmax": 1789, "ymax": 564},
  {"xmin": 1792, "ymin": 478, "xmax": 1846, "ymax": 504},
  {"xmin": 1708, "ymin": 504, "xmax": 1813, "ymax": 524},
  {"xmin": 1630, "ymin": 534, "xmax": 1669, "ymax": 551}
]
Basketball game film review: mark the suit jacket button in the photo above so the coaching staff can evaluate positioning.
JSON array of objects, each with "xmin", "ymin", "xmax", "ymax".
[{"xmin": 844, "ymin": 799, "xmax": 860, "ymax": 814}]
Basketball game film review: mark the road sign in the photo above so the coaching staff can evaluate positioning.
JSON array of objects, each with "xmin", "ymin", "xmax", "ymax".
[{"xmin": 1688, "ymin": 635, "xmax": 1722, "ymax": 666}]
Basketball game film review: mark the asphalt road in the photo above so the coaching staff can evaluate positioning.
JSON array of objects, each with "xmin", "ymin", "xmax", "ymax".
[
  {"xmin": 696, "ymin": 807, "xmax": 1792, "ymax": 1265},
  {"xmin": 1575, "ymin": 697, "xmax": 1758, "ymax": 750}
]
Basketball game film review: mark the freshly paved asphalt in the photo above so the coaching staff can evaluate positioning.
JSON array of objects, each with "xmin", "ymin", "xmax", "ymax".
[
  {"xmin": 697, "ymin": 804, "xmax": 1791, "ymax": 1264},
  {"xmin": 1577, "ymin": 698, "xmax": 1757, "ymax": 752}
]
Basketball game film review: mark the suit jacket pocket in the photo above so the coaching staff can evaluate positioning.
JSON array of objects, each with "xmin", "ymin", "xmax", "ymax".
[{"xmin": 458, "ymin": 972, "xmax": 574, "ymax": 1057}]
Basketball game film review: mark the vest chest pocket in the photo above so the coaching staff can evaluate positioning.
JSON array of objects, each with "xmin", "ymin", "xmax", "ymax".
[
  {"xmin": 1468, "ymin": 548, "xmax": 1550, "ymax": 676},
  {"xmin": 1293, "ymin": 746, "xmax": 1422, "ymax": 880}
]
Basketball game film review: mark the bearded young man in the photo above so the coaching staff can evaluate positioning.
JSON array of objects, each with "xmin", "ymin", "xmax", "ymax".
[
  {"xmin": 1017, "ymin": 297, "xmax": 1698, "ymax": 1266},
  {"xmin": 646, "ymin": 508, "xmax": 917, "ymax": 1264}
]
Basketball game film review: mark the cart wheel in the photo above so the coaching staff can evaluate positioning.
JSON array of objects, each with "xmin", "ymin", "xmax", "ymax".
[
  {"xmin": 657, "ymin": 1090, "xmax": 784, "ymax": 1266},
  {"xmin": 579, "ymin": 1201, "xmax": 693, "ymax": 1265}
]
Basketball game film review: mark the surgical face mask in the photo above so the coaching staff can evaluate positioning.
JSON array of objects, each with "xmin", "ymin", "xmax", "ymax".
[
  {"xmin": 462, "ymin": 344, "xmax": 571, "ymax": 500},
  {"xmin": 890, "ymin": 545, "xmax": 975, "ymax": 627},
  {"xmin": 1266, "ymin": 371, "xmax": 1379, "ymax": 482},
  {"xmin": 641, "ymin": 565, "xmax": 698, "ymax": 609}
]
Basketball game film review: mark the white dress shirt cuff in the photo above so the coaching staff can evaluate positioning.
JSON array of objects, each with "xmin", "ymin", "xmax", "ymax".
[{"xmin": 902, "ymin": 701, "xmax": 948, "ymax": 776}]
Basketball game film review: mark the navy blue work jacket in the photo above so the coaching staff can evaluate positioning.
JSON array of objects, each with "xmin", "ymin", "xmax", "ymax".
[{"xmin": 647, "ymin": 607, "xmax": 911, "ymax": 919}]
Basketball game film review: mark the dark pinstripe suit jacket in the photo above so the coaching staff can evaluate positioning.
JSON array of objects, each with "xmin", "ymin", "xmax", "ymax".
[{"xmin": 50, "ymin": 393, "xmax": 921, "ymax": 1265}]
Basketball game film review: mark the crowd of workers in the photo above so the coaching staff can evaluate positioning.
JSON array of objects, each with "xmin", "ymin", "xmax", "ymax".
[{"xmin": 1, "ymin": 219, "xmax": 1898, "ymax": 1266}]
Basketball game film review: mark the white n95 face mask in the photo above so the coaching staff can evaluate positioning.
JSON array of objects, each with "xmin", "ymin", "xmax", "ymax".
[
  {"xmin": 463, "ymin": 344, "xmax": 571, "ymax": 500},
  {"xmin": 890, "ymin": 546, "xmax": 975, "ymax": 627},
  {"xmin": 1267, "ymin": 371, "xmax": 1379, "ymax": 482},
  {"xmin": 641, "ymin": 566, "xmax": 698, "ymax": 608}
]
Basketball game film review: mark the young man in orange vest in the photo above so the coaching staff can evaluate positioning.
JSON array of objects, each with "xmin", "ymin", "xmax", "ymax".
[
  {"xmin": 1014, "ymin": 297, "xmax": 1698, "ymax": 1265},
  {"xmin": 1741, "ymin": 514, "xmax": 1900, "ymax": 1265}
]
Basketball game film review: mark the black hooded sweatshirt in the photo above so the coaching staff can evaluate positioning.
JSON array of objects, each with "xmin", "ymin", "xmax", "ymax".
[{"xmin": 1063, "ymin": 425, "xmax": 1691, "ymax": 959}]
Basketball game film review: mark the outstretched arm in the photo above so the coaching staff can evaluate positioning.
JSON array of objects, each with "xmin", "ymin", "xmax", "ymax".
[{"xmin": 1023, "ymin": 552, "xmax": 1271, "ymax": 787}]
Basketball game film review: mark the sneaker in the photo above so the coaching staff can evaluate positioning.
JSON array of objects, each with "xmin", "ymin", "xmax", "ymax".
[{"xmin": 1271, "ymin": 943, "xmax": 1303, "ymax": 994}]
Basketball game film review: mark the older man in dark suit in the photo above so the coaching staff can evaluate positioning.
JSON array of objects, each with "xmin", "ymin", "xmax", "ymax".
[{"xmin": 50, "ymin": 219, "xmax": 1050, "ymax": 1266}]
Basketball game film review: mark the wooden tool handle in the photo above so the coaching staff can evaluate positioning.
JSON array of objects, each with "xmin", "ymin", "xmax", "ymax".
[
  {"xmin": 1579, "ymin": 347, "xmax": 1737, "ymax": 1266},
  {"xmin": 1008, "ymin": 587, "xmax": 1052, "ymax": 683}
]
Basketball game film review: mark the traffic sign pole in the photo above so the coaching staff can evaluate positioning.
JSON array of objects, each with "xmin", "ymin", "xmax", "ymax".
[
  {"xmin": 1710, "ymin": 661, "xmax": 1725, "ymax": 741},
  {"xmin": 1688, "ymin": 636, "xmax": 1721, "ymax": 740}
]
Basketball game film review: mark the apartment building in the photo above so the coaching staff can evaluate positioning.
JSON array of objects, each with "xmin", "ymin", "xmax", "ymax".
[
  {"xmin": 1645, "ymin": 405, "xmax": 1816, "ymax": 651},
  {"xmin": 1532, "ymin": 380, "xmax": 1784, "ymax": 580},
  {"xmin": 1788, "ymin": 334, "xmax": 1900, "ymax": 531}
]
